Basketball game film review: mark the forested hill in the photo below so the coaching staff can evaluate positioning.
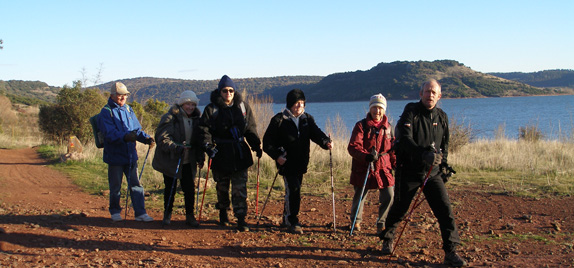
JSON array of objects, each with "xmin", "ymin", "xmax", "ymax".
[
  {"xmin": 300, "ymin": 60, "xmax": 553, "ymax": 102},
  {"xmin": 3, "ymin": 60, "xmax": 571, "ymax": 106},
  {"xmin": 489, "ymin": 69, "xmax": 574, "ymax": 88},
  {"xmin": 0, "ymin": 80, "xmax": 59, "ymax": 105},
  {"xmin": 93, "ymin": 76, "xmax": 323, "ymax": 104}
]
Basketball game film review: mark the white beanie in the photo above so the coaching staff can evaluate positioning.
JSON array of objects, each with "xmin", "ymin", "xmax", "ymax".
[
  {"xmin": 369, "ymin": 93, "xmax": 387, "ymax": 111},
  {"xmin": 178, "ymin": 90, "xmax": 199, "ymax": 106}
]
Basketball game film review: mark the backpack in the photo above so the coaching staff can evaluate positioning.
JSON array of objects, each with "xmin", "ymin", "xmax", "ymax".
[{"xmin": 89, "ymin": 104, "xmax": 112, "ymax": 148}]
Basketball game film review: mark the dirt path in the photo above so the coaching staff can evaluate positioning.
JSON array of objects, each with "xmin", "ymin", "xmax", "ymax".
[{"xmin": 1, "ymin": 148, "xmax": 573, "ymax": 267}]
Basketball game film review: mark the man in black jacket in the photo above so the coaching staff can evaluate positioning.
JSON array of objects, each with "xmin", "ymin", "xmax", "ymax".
[
  {"xmin": 198, "ymin": 75, "xmax": 262, "ymax": 232},
  {"xmin": 263, "ymin": 89, "xmax": 332, "ymax": 234},
  {"xmin": 379, "ymin": 79, "xmax": 467, "ymax": 267}
]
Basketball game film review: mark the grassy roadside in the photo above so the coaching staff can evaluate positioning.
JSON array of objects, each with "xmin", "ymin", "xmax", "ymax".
[{"xmin": 35, "ymin": 136, "xmax": 574, "ymax": 214}]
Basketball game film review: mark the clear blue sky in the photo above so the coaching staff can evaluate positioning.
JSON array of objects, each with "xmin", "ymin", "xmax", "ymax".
[{"xmin": 1, "ymin": 1, "xmax": 572, "ymax": 87}]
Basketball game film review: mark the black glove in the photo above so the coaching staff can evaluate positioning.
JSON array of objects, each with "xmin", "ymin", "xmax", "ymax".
[
  {"xmin": 365, "ymin": 148, "xmax": 379, "ymax": 162},
  {"xmin": 204, "ymin": 143, "xmax": 218, "ymax": 159},
  {"xmin": 123, "ymin": 131, "xmax": 137, "ymax": 142},
  {"xmin": 422, "ymin": 151, "xmax": 442, "ymax": 166},
  {"xmin": 254, "ymin": 147, "xmax": 263, "ymax": 158},
  {"xmin": 144, "ymin": 137, "xmax": 155, "ymax": 145},
  {"xmin": 440, "ymin": 163, "xmax": 456, "ymax": 183}
]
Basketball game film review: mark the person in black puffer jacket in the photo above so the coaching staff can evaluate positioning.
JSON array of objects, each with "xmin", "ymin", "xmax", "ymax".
[
  {"xmin": 198, "ymin": 75, "xmax": 262, "ymax": 232},
  {"xmin": 152, "ymin": 90, "xmax": 204, "ymax": 228},
  {"xmin": 263, "ymin": 89, "xmax": 332, "ymax": 234}
]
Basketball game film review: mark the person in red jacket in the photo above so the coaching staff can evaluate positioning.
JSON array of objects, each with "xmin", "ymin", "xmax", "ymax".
[{"xmin": 347, "ymin": 93, "xmax": 396, "ymax": 234}]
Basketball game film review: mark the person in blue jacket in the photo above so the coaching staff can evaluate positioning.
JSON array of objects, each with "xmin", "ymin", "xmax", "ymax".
[{"xmin": 98, "ymin": 82, "xmax": 155, "ymax": 222}]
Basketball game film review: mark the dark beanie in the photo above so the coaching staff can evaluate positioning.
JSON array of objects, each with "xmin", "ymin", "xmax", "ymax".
[
  {"xmin": 218, "ymin": 75, "xmax": 236, "ymax": 90},
  {"xmin": 286, "ymin": 89, "xmax": 306, "ymax": 109}
]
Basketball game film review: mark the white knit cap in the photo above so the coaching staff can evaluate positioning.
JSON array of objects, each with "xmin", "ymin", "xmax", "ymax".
[
  {"xmin": 178, "ymin": 90, "xmax": 199, "ymax": 105},
  {"xmin": 369, "ymin": 93, "xmax": 387, "ymax": 111}
]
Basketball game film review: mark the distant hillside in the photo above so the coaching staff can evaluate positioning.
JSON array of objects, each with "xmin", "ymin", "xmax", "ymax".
[
  {"xmin": 0, "ymin": 80, "xmax": 58, "ymax": 105},
  {"xmin": 4, "ymin": 60, "xmax": 568, "ymax": 106},
  {"xmin": 93, "ymin": 76, "xmax": 323, "ymax": 104},
  {"xmin": 302, "ymin": 60, "xmax": 552, "ymax": 102},
  {"xmin": 489, "ymin": 69, "xmax": 574, "ymax": 88}
]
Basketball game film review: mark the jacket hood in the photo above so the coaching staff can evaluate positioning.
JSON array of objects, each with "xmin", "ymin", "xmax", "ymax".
[{"xmin": 209, "ymin": 88, "xmax": 244, "ymax": 108}]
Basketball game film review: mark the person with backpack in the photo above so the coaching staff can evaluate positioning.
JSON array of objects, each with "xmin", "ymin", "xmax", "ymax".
[
  {"xmin": 97, "ymin": 82, "xmax": 155, "ymax": 222},
  {"xmin": 262, "ymin": 89, "xmax": 332, "ymax": 234},
  {"xmin": 378, "ymin": 79, "xmax": 467, "ymax": 267},
  {"xmin": 152, "ymin": 90, "xmax": 205, "ymax": 227},
  {"xmin": 347, "ymin": 94, "xmax": 396, "ymax": 235},
  {"xmin": 198, "ymin": 75, "xmax": 262, "ymax": 232}
]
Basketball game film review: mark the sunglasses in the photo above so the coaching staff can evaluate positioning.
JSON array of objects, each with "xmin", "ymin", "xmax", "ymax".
[{"xmin": 221, "ymin": 89, "xmax": 235, "ymax": 94}]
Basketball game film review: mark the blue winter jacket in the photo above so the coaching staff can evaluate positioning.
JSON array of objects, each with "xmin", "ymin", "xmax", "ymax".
[{"xmin": 98, "ymin": 98, "xmax": 151, "ymax": 165}]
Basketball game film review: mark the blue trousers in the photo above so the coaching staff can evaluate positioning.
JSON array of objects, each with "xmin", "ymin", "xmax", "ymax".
[{"xmin": 108, "ymin": 163, "xmax": 147, "ymax": 217}]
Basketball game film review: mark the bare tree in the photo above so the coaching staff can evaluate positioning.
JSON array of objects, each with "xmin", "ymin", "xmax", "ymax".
[
  {"xmin": 92, "ymin": 63, "xmax": 104, "ymax": 86},
  {"xmin": 0, "ymin": 39, "xmax": 3, "ymax": 50}
]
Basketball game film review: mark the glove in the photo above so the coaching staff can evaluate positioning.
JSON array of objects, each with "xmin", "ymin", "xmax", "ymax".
[
  {"xmin": 145, "ymin": 137, "xmax": 155, "ymax": 146},
  {"xmin": 365, "ymin": 148, "xmax": 379, "ymax": 162},
  {"xmin": 204, "ymin": 143, "xmax": 218, "ymax": 159},
  {"xmin": 254, "ymin": 147, "xmax": 263, "ymax": 158},
  {"xmin": 422, "ymin": 151, "xmax": 442, "ymax": 166},
  {"xmin": 123, "ymin": 131, "xmax": 137, "ymax": 142},
  {"xmin": 440, "ymin": 163, "xmax": 456, "ymax": 183}
]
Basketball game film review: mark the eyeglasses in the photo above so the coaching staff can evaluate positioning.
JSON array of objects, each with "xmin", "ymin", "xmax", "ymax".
[{"xmin": 221, "ymin": 89, "xmax": 235, "ymax": 94}]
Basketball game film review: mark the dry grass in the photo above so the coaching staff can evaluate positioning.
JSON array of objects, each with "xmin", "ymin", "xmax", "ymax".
[
  {"xmin": 0, "ymin": 96, "xmax": 43, "ymax": 148},
  {"xmin": 450, "ymin": 138, "xmax": 574, "ymax": 196}
]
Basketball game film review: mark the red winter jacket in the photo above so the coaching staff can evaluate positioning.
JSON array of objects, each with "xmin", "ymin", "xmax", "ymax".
[{"xmin": 347, "ymin": 113, "xmax": 396, "ymax": 189}]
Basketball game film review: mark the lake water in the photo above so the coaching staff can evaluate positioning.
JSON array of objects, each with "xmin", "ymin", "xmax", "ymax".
[
  {"xmin": 200, "ymin": 95, "xmax": 574, "ymax": 140},
  {"xmin": 272, "ymin": 95, "xmax": 574, "ymax": 140}
]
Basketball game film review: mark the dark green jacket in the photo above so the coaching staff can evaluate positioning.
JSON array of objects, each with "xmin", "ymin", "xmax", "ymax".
[{"xmin": 152, "ymin": 105, "xmax": 204, "ymax": 178}]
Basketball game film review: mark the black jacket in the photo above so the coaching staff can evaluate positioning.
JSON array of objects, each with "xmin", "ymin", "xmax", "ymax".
[
  {"xmin": 198, "ymin": 90, "xmax": 261, "ymax": 173},
  {"xmin": 395, "ymin": 101, "xmax": 449, "ymax": 177},
  {"xmin": 263, "ymin": 109, "xmax": 330, "ymax": 176},
  {"xmin": 152, "ymin": 105, "xmax": 204, "ymax": 178}
]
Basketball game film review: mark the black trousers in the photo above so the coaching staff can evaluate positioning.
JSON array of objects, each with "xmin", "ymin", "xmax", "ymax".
[
  {"xmin": 283, "ymin": 174, "xmax": 303, "ymax": 226},
  {"xmin": 163, "ymin": 163, "xmax": 196, "ymax": 216},
  {"xmin": 380, "ymin": 173, "xmax": 461, "ymax": 252}
]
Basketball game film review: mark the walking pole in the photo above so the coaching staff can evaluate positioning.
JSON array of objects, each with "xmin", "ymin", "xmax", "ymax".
[
  {"xmin": 124, "ymin": 143, "xmax": 135, "ymax": 224},
  {"xmin": 197, "ymin": 158, "xmax": 212, "ymax": 223},
  {"xmin": 195, "ymin": 163, "xmax": 201, "ymax": 215},
  {"xmin": 255, "ymin": 157, "xmax": 261, "ymax": 215},
  {"xmin": 138, "ymin": 146, "xmax": 151, "ymax": 183},
  {"xmin": 387, "ymin": 164, "xmax": 434, "ymax": 261},
  {"xmin": 350, "ymin": 163, "xmax": 371, "ymax": 235},
  {"xmin": 163, "ymin": 157, "xmax": 182, "ymax": 227},
  {"xmin": 124, "ymin": 144, "xmax": 151, "ymax": 222},
  {"xmin": 256, "ymin": 169, "xmax": 280, "ymax": 226},
  {"xmin": 328, "ymin": 134, "xmax": 336, "ymax": 231}
]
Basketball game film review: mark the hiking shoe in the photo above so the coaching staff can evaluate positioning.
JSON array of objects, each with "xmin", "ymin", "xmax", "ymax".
[
  {"xmin": 219, "ymin": 210, "xmax": 231, "ymax": 226},
  {"xmin": 186, "ymin": 215, "xmax": 200, "ymax": 228},
  {"xmin": 353, "ymin": 223, "xmax": 361, "ymax": 231},
  {"xmin": 111, "ymin": 213, "xmax": 123, "ymax": 222},
  {"xmin": 376, "ymin": 224, "xmax": 384, "ymax": 236},
  {"xmin": 236, "ymin": 216, "xmax": 249, "ymax": 232},
  {"xmin": 444, "ymin": 251, "xmax": 468, "ymax": 267},
  {"xmin": 381, "ymin": 239, "xmax": 393, "ymax": 255},
  {"xmin": 162, "ymin": 212, "xmax": 171, "ymax": 226},
  {"xmin": 289, "ymin": 224, "xmax": 303, "ymax": 234},
  {"xmin": 135, "ymin": 214, "xmax": 154, "ymax": 222}
]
